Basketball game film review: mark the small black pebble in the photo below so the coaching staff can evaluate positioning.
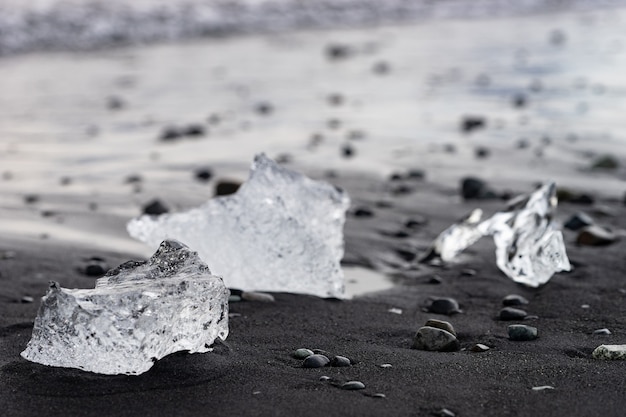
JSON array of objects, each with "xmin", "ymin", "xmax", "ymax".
[
  {"xmin": 194, "ymin": 168, "xmax": 213, "ymax": 182},
  {"xmin": 215, "ymin": 180, "xmax": 241, "ymax": 196},
  {"xmin": 303, "ymin": 354, "xmax": 330, "ymax": 368},
  {"xmin": 461, "ymin": 116, "xmax": 486, "ymax": 133},
  {"xmin": 255, "ymin": 102, "xmax": 273, "ymax": 116},
  {"xmin": 184, "ymin": 124, "xmax": 206, "ymax": 137},
  {"xmin": 160, "ymin": 126, "xmax": 182, "ymax": 141},
  {"xmin": 341, "ymin": 144, "xmax": 355, "ymax": 158},
  {"xmin": 143, "ymin": 199, "xmax": 169, "ymax": 215},
  {"xmin": 502, "ymin": 294, "xmax": 529, "ymax": 306},
  {"xmin": 428, "ymin": 298, "xmax": 461, "ymax": 315},
  {"xmin": 352, "ymin": 207, "xmax": 374, "ymax": 218},
  {"xmin": 330, "ymin": 356, "xmax": 351, "ymax": 367},
  {"xmin": 499, "ymin": 307, "xmax": 528, "ymax": 321}
]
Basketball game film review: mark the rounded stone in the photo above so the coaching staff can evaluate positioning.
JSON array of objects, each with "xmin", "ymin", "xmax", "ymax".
[
  {"xmin": 592, "ymin": 344, "xmax": 626, "ymax": 360},
  {"xmin": 293, "ymin": 348, "xmax": 314, "ymax": 359},
  {"xmin": 341, "ymin": 381, "xmax": 365, "ymax": 390},
  {"xmin": 424, "ymin": 319, "xmax": 456, "ymax": 336},
  {"xmin": 563, "ymin": 212, "xmax": 594, "ymax": 231},
  {"xmin": 577, "ymin": 225, "xmax": 618, "ymax": 246},
  {"xmin": 319, "ymin": 376, "xmax": 331, "ymax": 381},
  {"xmin": 508, "ymin": 324, "xmax": 538, "ymax": 341},
  {"xmin": 302, "ymin": 354, "xmax": 330, "ymax": 368},
  {"xmin": 241, "ymin": 292, "xmax": 275, "ymax": 302},
  {"xmin": 330, "ymin": 355, "xmax": 351, "ymax": 367},
  {"xmin": 470, "ymin": 343, "xmax": 490, "ymax": 352},
  {"xmin": 412, "ymin": 326, "xmax": 460, "ymax": 352},
  {"xmin": 428, "ymin": 298, "xmax": 461, "ymax": 315},
  {"xmin": 499, "ymin": 307, "xmax": 528, "ymax": 321},
  {"xmin": 593, "ymin": 328, "xmax": 611, "ymax": 336},
  {"xmin": 502, "ymin": 294, "xmax": 529, "ymax": 306}
]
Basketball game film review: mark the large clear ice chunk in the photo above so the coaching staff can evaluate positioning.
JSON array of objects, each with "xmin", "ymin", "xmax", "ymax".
[
  {"xmin": 21, "ymin": 240, "xmax": 229, "ymax": 375},
  {"xmin": 426, "ymin": 182, "xmax": 571, "ymax": 287},
  {"xmin": 128, "ymin": 154, "xmax": 350, "ymax": 298}
]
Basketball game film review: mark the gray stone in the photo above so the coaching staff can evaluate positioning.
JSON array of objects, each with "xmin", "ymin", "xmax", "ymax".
[
  {"xmin": 294, "ymin": 348, "xmax": 314, "ymax": 359},
  {"xmin": 303, "ymin": 354, "xmax": 330, "ymax": 368},
  {"xmin": 508, "ymin": 324, "xmax": 538, "ymax": 341},
  {"xmin": 470, "ymin": 343, "xmax": 490, "ymax": 352},
  {"xmin": 412, "ymin": 326, "xmax": 460, "ymax": 352},
  {"xmin": 577, "ymin": 225, "xmax": 619, "ymax": 246},
  {"xmin": 424, "ymin": 319, "xmax": 456, "ymax": 336},
  {"xmin": 436, "ymin": 408, "xmax": 456, "ymax": 417},
  {"xmin": 428, "ymin": 298, "xmax": 461, "ymax": 315},
  {"xmin": 341, "ymin": 381, "xmax": 365, "ymax": 390},
  {"xmin": 502, "ymin": 294, "xmax": 529, "ymax": 306},
  {"xmin": 228, "ymin": 295, "xmax": 242, "ymax": 303},
  {"xmin": 330, "ymin": 355, "xmax": 351, "ymax": 367},
  {"xmin": 563, "ymin": 212, "xmax": 594, "ymax": 231},
  {"xmin": 593, "ymin": 328, "xmax": 611, "ymax": 336},
  {"xmin": 592, "ymin": 345, "xmax": 626, "ymax": 360},
  {"xmin": 241, "ymin": 291, "xmax": 275, "ymax": 302},
  {"xmin": 499, "ymin": 307, "xmax": 528, "ymax": 321}
]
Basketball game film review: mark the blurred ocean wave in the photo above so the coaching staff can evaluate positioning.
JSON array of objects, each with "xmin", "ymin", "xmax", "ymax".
[{"xmin": 0, "ymin": 0, "xmax": 624, "ymax": 55}]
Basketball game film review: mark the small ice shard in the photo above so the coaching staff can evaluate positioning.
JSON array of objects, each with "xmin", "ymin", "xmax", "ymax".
[
  {"xmin": 21, "ymin": 240, "xmax": 229, "ymax": 375},
  {"xmin": 128, "ymin": 154, "xmax": 350, "ymax": 298},
  {"xmin": 425, "ymin": 182, "xmax": 570, "ymax": 287}
]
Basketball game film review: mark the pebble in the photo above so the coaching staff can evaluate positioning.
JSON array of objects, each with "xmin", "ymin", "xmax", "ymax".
[
  {"xmin": 460, "ymin": 177, "xmax": 496, "ymax": 200},
  {"xmin": 302, "ymin": 354, "xmax": 330, "ymax": 368},
  {"xmin": 372, "ymin": 393, "xmax": 386, "ymax": 399},
  {"xmin": 83, "ymin": 258, "xmax": 108, "ymax": 277},
  {"xmin": 352, "ymin": 207, "xmax": 374, "ymax": 218},
  {"xmin": 241, "ymin": 292, "xmax": 275, "ymax": 302},
  {"xmin": 341, "ymin": 381, "xmax": 365, "ymax": 391},
  {"xmin": 577, "ymin": 225, "xmax": 618, "ymax": 246},
  {"xmin": 563, "ymin": 212, "xmax": 594, "ymax": 231},
  {"xmin": 388, "ymin": 308, "xmax": 403, "ymax": 315},
  {"xmin": 412, "ymin": 326, "xmax": 460, "ymax": 352},
  {"xmin": 435, "ymin": 408, "xmax": 456, "ymax": 417},
  {"xmin": 319, "ymin": 376, "xmax": 331, "ymax": 381},
  {"xmin": 424, "ymin": 319, "xmax": 456, "ymax": 336},
  {"xmin": 194, "ymin": 168, "xmax": 213, "ymax": 182},
  {"xmin": 215, "ymin": 180, "xmax": 241, "ymax": 196},
  {"xmin": 593, "ymin": 328, "xmax": 611, "ymax": 336},
  {"xmin": 428, "ymin": 276, "xmax": 443, "ymax": 285},
  {"xmin": 460, "ymin": 116, "xmax": 486, "ymax": 133},
  {"xmin": 502, "ymin": 294, "xmax": 529, "ymax": 306},
  {"xmin": 427, "ymin": 298, "xmax": 461, "ymax": 315},
  {"xmin": 183, "ymin": 124, "xmax": 205, "ymax": 137},
  {"xmin": 228, "ymin": 295, "xmax": 242, "ymax": 303},
  {"xmin": 499, "ymin": 307, "xmax": 528, "ymax": 321},
  {"xmin": 341, "ymin": 144, "xmax": 355, "ymax": 158},
  {"xmin": 470, "ymin": 343, "xmax": 490, "ymax": 352},
  {"xmin": 143, "ymin": 199, "xmax": 169, "ymax": 215},
  {"xmin": 379, "ymin": 364, "xmax": 392, "ymax": 368},
  {"xmin": 405, "ymin": 216, "xmax": 427, "ymax": 229},
  {"xmin": 325, "ymin": 43, "xmax": 351, "ymax": 60},
  {"xmin": 20, "ymin": 296, "xmax": 34, "ymax": 303},
  {"xmin": 160, "ymin": 125, "xmax": 183, "ymax": 141},
  {"xmin": 508, "ymin": 324, "xmax": 538, "ymax": 341},
  {"xmin": 330, "ymin": 356, "xmax": 351, "ymax": 367},
  {"xmin": 255, "ymin": 102, "xmax": 274, "ymax": 116},
  {"xmin": 592, "ymin": 345, "xmax": 626, "ymax": 360},
  {"xmin": 460, "ymin": 268, "xmax": 477, "ymax": 277},
  {"xmin": 591, "ymin": 155, "xmax": 619, "ymax": 170},
  {"xmin": 293, "ymin": 348, "xmax": 314, "ymax": 359},
  {"xmin": 24, "ymin": 194, "xmax": 39, "ymax": 204},
  {"xmin": 532, "ymin": 386, "xmax": 555, "ymax": 391}
]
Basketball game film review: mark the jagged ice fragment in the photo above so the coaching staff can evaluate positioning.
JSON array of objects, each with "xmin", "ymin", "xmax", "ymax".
[
  {"xmin": 21, "ymin": 240, "xmax": 229, "ymax": 375},
  {"xmin": 128, "ymin": 154, "xmax": 350, "ymax": 298},
  {"xmin": 427, "ymin": 182, "xmax": 570, "ymax": 286}
]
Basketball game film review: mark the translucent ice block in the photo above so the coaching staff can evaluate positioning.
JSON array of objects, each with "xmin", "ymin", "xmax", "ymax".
[
  {"xmin": 21, "ymin": 240, "xmax": 229, "ymax": 375},
  {"xmin": 128, "ymin": 154, "xmax": 350, "ymax": 298}
]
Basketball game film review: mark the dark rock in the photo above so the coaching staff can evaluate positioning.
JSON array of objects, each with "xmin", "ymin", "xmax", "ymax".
[
  {"xmin": 341, "ymin": 381, "xmax": 365, "ymax": 390},
  {"xmin": 508, "ymin": 324, "xmax": 538, "ymax": 341},
  {"xmin": 428, "ymin": 275, "xmax": 443, "ymax": 285},
  {"xmin": 570, "ymin": 194, "xmax": 595, "ymax": 205},
  {"xmin": 412, "ymin": 326, "xmax": 460, "ymax": 351},
  {"xmin": 512, "ymin": 93, "xmax": 527, "ymax": 108},
  {"xmin": 428, "ymin": 298, "xmax": 461, "ymax": 315},
  {"xmin": 435, "ymin": 408, "xmax": 456, "ymax": 417},
  {"xmin": 380, "ymin": 230, "xmax": 410, "ymax": 239},
  {"xmin": 341, "ymin": 144, "xmax": 355, "ymax": 158},
  {"xmin": 591, "ymin": 155, "xmax": 619, "ymax": 170},
  {"xmin": 395, "ymin": 248, "xmax": 417, "ymax": 262},
  {"xmin": 312, "ymin": 349, "xmax": 332, "ymax": 357},
  {"xmin": 460, "ymin": 268, "xmax": 476, "ymax": 277},
  {"xmin": 475, "ymin": 147, "xmax": 490, "ymax": 159},
  {"xmin": 330, "ymin": 356, "xmax": 351, "ymax": 367},
  {"xmin": 502, "ymin": 294, "xmax": 529, "ymax": 306},
  {"xmin": 577, "ymin": 226, "xmax": 618, "ymax": 246},
  {"xmin": 389, "ymin": 172, "xmax": 404, "ymax": 181},
  {"xmin": 83, "ymin": 258, "xmax": 108, "ymax": 277},
  {"xmin": 194, "ymin": 168, "xmax": 213, "ymax": 182},
  {"xmin": 405, "ymin": 216, "xmax": 428, "ymax": 228},
  {"xmin": 461, "ymin": 116, "xmax": 486, "ymax": 133},
  {"xmin": 184, "ymin": 124, "xmax": 206, "ymax": 137},
  {"xmin": 160, "ymin": 125, "xmax": 183, "ymax": 141},
  {"xmin": 215, "ymin": 180, "xmax": 241, "ymax": 196},
  {"xmin": 499, "ymin": 307, "xmax": 528, "ymax": 321},
  {"xmin": 460, "ymin": 177, "xmax": 495, "ymax": 200},
  {"xmin": 303, "ymin": 354, "xmax": 330, "ymax": 368},
  {"xmin": 142, "ymin": 199, "xmax": 169, "ymax": 215},
  {"xmin": 24, "ymin": 194, "xmax": 39, "ymax": 204},
  {"xmin": 325, "ymin": 44, "xmax": 351, "ymax": 60},
  {"xmin": 107, "ymin": 95, "xmax": 125, "ymax": 110},
  {"xmin": 125, "ymin": 174, "xmax": 142, "ymax": 184},
  {"xmin": 347, "ymin": 130, "xmax": 366, "ymax": 140},
  {"xmin": 564, "ymin": 212, "xmax": 594, "ymax": 231},
  {"xmin": 407, "ymin": 169, "xmax": 425, "ymax": 180},
  {"xmin": 517, "ymin": 138, "xmax": 530, "ymax": 149},
  {"xmin": 352, "ymin": 207, "xmax": 374, "ymax": 218}
]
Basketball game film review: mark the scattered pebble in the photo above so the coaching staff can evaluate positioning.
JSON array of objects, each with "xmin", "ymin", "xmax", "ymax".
[
  {"xmin": 330, "ymin": 356, "xmax": 351, "ymax": 367},
  {"xmin": 159, "ymin": 125, "xmax": 183, "ymax": 141},
  {"xmin": 564, "ymin": 212, "xmax": 594, "ymax": 231},
  {"xmin": 412, "ymin": 326, "xmax": 460, "ymax": 352},
  {"xmin": 255, "ymin": 102, "xmax": 273, "ymax": 116},
  {"xmin": 341, "ymin": 381, "xmax": 365, "ymax": 391},
  {"xmin": 352, "ymin": 207, "xmax": 374, "ymax": 218},
  {"xmin": 502, "ymin": 294, "xmax": 529, "ymax": 306},
  {"xmin": 460, "ymin": 177, "xmax": 496, "ymax": 200},
  {"xmin": 427, "ymin": 297, "xmax": 461, "ymax": 315},
  {"xmin": 460, "ymin": 268, "xmax": 476, "ymax": 277},
  {"xmin": 241, "ymin": 292, "xmax": 275, "ymax": 302},
  {"xmin": 228, "ymin": 295, "xmax": 242, "ymax": 303},
  {"xmin": 508, "ymin": 324, "xmax": 538, "ymax": 341},
  {"xmin": 577, "ymin": 225, "xmax": 619, "ymax": 246},
  {"xmin": 424, "ymin": 319, "xmax": 456, "ymax": 336},
  {"xmin": 325, "ymin": 43, "xmax": 351, "ymax": 60},
  {"xmin": 593, "ymin": 328, "xmax": 611, "ymax": 336},
  {"xmin": 592, "ymin": 345, "xmax": 626, "ymax": 360},
  {"xmin": 460, "ymin": 116, "xmax": 486, "ymax": 133},
  {"xmin": 24, "ymin": 194, "xmax": 40, "ymax": 204},
  {"xmin": 591, "ymin": 155, "xmax": 619, "ymax": 170},
  {"xmin": 303, "ymin": 354, "xmax": 330, "ymax": 368},
  {"xmin": 372, "ymin": 393, "xmax": 386, "ymax": 399},
  {"xmin": 215, "ymin": 180, "xmax": 241, "ymax": 196},
  {"xmin": 183, "ymin": 124, "xmax": 205, "ymax": 137},
  {"xmin": 82, "ymin": 258, "xmax": 109, "ymax": 277},
  {"xmin": 142, "ymin": 199, "xmax": 169, "ymax": 215},
  {"xmin": 319, "ymin": 376, "xmax": 331, "ymax": 381},
  {"xmin": 581, "ymin": 304, "xmax": 590, "ymax": 309},
  {"xmin": 435, "ymin": 408, "xmax": 456, "ymax": 417},
  {"xmin": 499, "ymin": 307, "xmax": 528, "ymax": 321},
  {"xmin": 470, "ymin": 343, "xmax": 490, "ymax": 352},
  {"xmin": 20, "ymin": 296, "xmax": 34, "ymax": 303},
  {"xmin": 532, "ymin": 386, "xmax": 555, "ymax": 391},
  {"xmin": 379, "ymin": 363, "xmax": 392, "ymax": 368},
  {"xmin": 194, "ymin": 168, "xmax": 213, "ymax": 182},
  {"xmin": 388, "ymin": 308, "xmax": 402, "ymax": 315},
  {"xmin": 428, "ymin": 276, "xmax": 443, "ymax": 285},
  {"xmin": 405, "ymin": 216, "xmax": 427, "ymax": 228},
  {"xmin": 474, "ymin": 147, "xmax": 490, "ymax": 159},
  {"xmin": 341, "ymin": 144, "xmax": 355, "ymax": 158},
  {"xmin": 294, "ymin": 348, "xmax": 314, "ymax": 359}
]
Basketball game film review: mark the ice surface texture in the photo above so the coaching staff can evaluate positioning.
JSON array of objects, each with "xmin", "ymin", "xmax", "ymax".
[
  {"xmin": 128, "ymin": 154, "xmax": 350, "ymax": 298},
  {"xmin": 428, "ymin": 182, "xmax": 570, "ymax": 287},
  {"xmin": 21, "ymin": 240, "xmax": 229, "ymax": 375}
]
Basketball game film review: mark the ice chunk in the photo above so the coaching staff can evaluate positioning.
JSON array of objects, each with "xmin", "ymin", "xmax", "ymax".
[
  {"xmin": 426, "ymin": 182, "xmax": 570, "ymax": 286},
  {"xmin": 128, "ymin": 154, "xmax": 350, "ymax": 298},
  {"xmin": 21, "ymin": 240, "xmax": 229, "ymax": 375}
]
